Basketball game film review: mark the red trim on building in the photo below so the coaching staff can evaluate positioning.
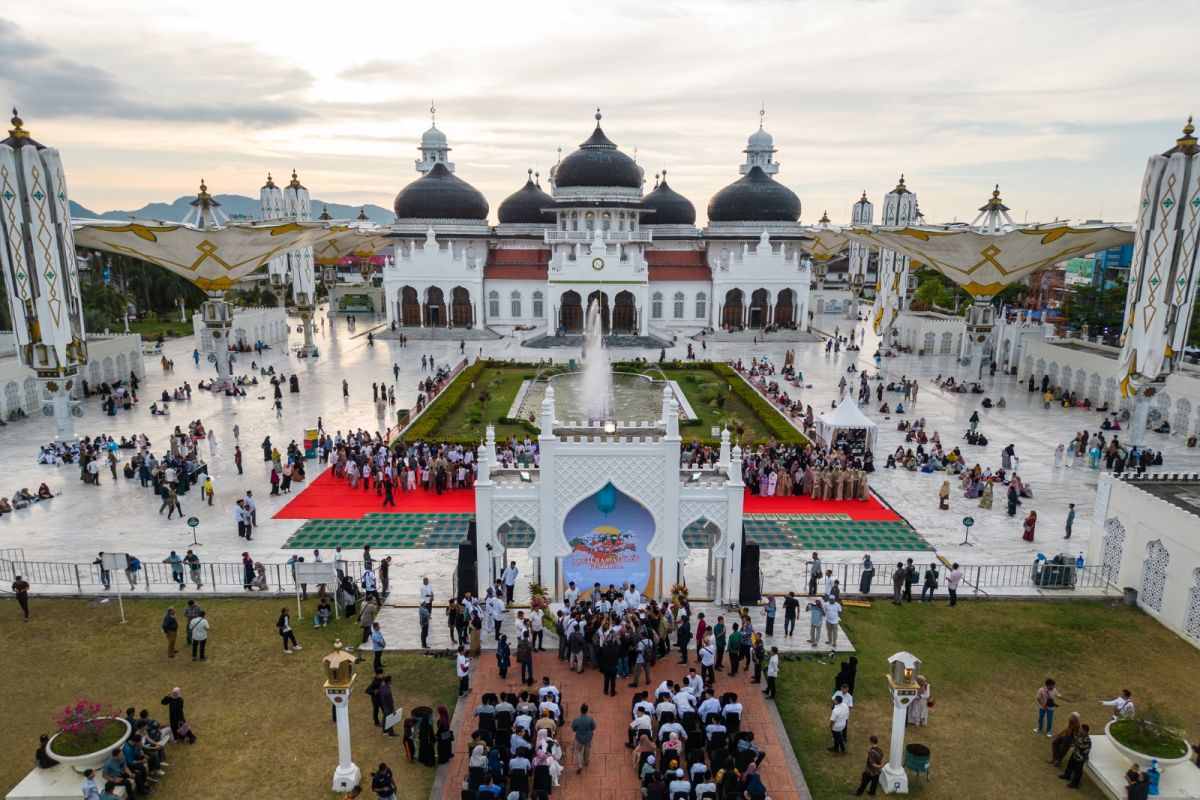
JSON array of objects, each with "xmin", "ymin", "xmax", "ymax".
[
  {"xmin": 648, "ymin": 265, "xmax": 711, "ymax": 281},
  {"xmin": 484, "ymin": 248, "xmax": 550, "ymax": 280},
  {"xmin": 645, "ymin": 251, "xmax": 708, "ymax": 266}
]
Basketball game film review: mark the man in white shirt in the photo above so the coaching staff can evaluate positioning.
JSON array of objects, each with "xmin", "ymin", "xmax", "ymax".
[
  {"xmin": 824, "ymin": 599, "xmax": 843, "ymax": 647},
  {"xmin": 80, "ymin": 768, "xmax": 100, "ymax": 800},
  {"xmin": 625, "ymin": 708, "xmax": 652, "ymax": 748},
  {"xmin": 697, "ymin": 690, "xmax": 721, "ymax": 721},
  {"xmin": 455, "ymin": 645, "xmax": 471, "ymax": 697},
  {"xmin": 667, "ymin": 769, "xmax": 691, "ymax": 799},
  {"xmin": 685, "ymin": 669, "xmax": 704, "ymax": 697},
  {"xmin": 538, "ymin": 678, "xmax": 560, "ymax": 703},
  {"xmin": 673, "ymin": 688, "xmax": 697, "ymax": 717},
  {"xmin": 334, "ymin": 547, "xmax": 347, "ymax": 579},
  {"xmin": 625, "ymin": 584, "xmax": 641, "ymax": 609},
  {"xmin": 946, "ymin": 562, "xmax": 963, "ymax": 607},
  {"xmin": 764, "ymin": 646, "xmax": 780, "ymax": 699},
  {"xmin": 362, "ymin": 569, "xmax": 377, "ymax": 596},
  {"xmin": 563, "ymin": 581, "xmax": 579, "ymax": 609},
  {"xmin": 486, "ymin": 591, "xmax": 505, "ymax": 639},
  {"xmin": 829, "ymin": 694, "xmax": 850, "ymax": 753},
  {"xmin": 502, "ymin": 561, "xmax": 519, "ymax": 603},
  {"xmin": 418, "ymin": 577, "xmax": 434, "ymax": 605},
  {"xmin": 656, "ymin": 696, "xmax": 677, "ymax": 722},
  {"xmin": 1101, "ymin": 689, "xmax": 1135, "ymax": 719}
]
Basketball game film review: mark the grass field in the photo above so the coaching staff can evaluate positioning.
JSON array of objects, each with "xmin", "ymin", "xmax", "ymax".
[
  {"xmin": 421, "ymin": 365, "xmax": 533, "ymax": 442},
  {"xmin": 0, "ymin": 597, "xmax": 457, "ymax": 799},
  {"xmin": 127, "ymin": 318, "xmax": 195, "ymax": 340},
  {"xmin": 655, "ymin": 366, "xmax": 785, "ymax": 443},
  {"xmin": 775, "ymin": 599, "xmax": 1200, "ymax": 799}
]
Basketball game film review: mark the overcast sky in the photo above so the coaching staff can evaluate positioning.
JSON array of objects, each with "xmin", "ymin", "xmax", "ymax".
[{"xmin": 2, "ymin": 0, "xmax": 1192, "ymax": 225}]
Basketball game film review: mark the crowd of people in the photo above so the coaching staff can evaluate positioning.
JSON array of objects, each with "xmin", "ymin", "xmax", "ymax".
[{"xmin": 741, "ymin": 441, "xmax": 873, "ymax": 499}]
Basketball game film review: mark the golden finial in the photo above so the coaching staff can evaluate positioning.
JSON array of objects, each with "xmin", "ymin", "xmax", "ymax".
[
  {"xmin": 265, "ymin": 172, "xmax": 276, "ymax": 188},
  {"xmin": 992, "ymin": 184, "xmax": 1001, "ymax": 201},
  {"xmin": 859, "ymin": 190, "xmax": 868, "ymax": 203},
  {"xmin": 318, "ymin": 205, "xmax": 332, "ymax": 221},
  {"xmin": 9, "ymin": 107, "xmax": 29, "ymax": 139},
  {"xmin": 1185, "ymin": 115, "xmax": 1195, "ymax": 137},
  {"xmin": 819, "ymin": 210, "xmax": 831, "ymax": 224},
  {"xmin": 198, "ymin": 179, "xmax": 208, "ymax": 195},
  {"xmin": 289, "ymin": 169, "xmax": 302, "ymax": 189}
]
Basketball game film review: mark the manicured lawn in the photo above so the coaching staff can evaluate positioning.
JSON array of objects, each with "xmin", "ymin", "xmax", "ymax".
[
  {"xmin": 775, "ymin": 599, "xmax": 1200, "ymax": 799},
  {"xmin": 0, "ymin": 597, "xmax": 457, "ymax": 799},
  {"xmin": 414, "ymin": 365, "xmax": 533, "ymax": 442},
  {"xmin": 127, "ymin": 318, "xmax": 195, "ymax": 340}
]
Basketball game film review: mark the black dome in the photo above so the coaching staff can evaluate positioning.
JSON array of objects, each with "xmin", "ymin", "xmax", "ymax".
[
  {"xmin": 706, "ymin": 166, "xmax": 801, "ymax": 223},
  {"xmin": 498, "ymin": 173, "xmax": 555, "ymax": 224},
  {"xmin": 554, "ymin": 124, "xmax": 642, "ymax": 189},
  {"xmin": 640, "ymin": 175, "xmax": 696, "ymax": 226},
  {"xmin": 394, "ymin": 162, "xmax": 489, "ymax": 221}
]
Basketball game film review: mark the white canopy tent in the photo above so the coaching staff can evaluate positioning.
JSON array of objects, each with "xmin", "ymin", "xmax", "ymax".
[{"xmin": 816, "ymin": 396, "xmax": 878, "ymax": 452}]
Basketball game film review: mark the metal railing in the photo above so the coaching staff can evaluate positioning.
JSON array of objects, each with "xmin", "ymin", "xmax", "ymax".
[{"xmin": 762, "ymin": 561, "xmax": 1116, "ymax": 598}]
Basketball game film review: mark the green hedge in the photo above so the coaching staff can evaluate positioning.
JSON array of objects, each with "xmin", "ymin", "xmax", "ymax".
[{"xmin": 402, "ymin": 360, "xmax": 488, "ymax": 440}]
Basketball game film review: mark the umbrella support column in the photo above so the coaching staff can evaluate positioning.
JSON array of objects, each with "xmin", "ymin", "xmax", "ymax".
[{"xmin": 201, "ymin": 294, "xmax": 235, "ymax": 391}]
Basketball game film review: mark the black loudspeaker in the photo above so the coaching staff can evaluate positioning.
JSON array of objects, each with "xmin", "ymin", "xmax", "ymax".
[
  {"xmin": 739, "ymin": 543, "xmax": 761, "ymax": 605},
  {"xmin": 456, "ymin": 542, "xmax": 477, "ymax": 599},
  {"xmin": 466, "ymin": 520, "xmax": 477, "ymax": 545}
]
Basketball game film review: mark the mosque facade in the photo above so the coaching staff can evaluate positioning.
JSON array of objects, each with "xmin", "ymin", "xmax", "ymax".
[{"xmin": 381, "ymin": 112, "xmax": 814, "ymax": 338}]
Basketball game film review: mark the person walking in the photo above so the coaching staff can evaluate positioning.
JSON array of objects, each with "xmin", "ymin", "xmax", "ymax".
[
  {"xmin": 370, "ymin": 622, "xmax": 386, "ymax": 673},
  {"xmin": 234, "ymin": 445, "xmax": 243, "ymax": 475},
  {"xmin": 946, "ymin": 563, "xmax": 963, "ymax": 607},
  {"xmin": 1022, "ymin": 510, "xmax": 1038, "ymax": 542},
  {"xmin": 188, "ymin": 611, "xmax": 209, "ymax": 661},
  {"xmin": 342, "ymin": 379, "xmax": 349, "ymax": 398},
  {"xmin": 1064, "ymin": 503, "xmax": 1075, "ymax": 539},
  {"xmin": 161, "ymin": 607, "xmax": 178, "ymax": 658},
  {"xmin": 783, "ymin": 592, "xmax": 799, "ymax": 637},
  {"xmin": 1059, "ymin": 724, "xmax": 1091, "ymax": 788},
  {"xmin": 502, "ymin": 561, "xmax": 519, "ymax": 604},
  {"xmin": 455, "ymin": 645, "xmax": 471, "ymax": 697},
  {"xmin": 277, "ymin": 608, "xmax": 301, "ymax": 654},
  {"xmin": 763, "ymin": 646, "xmax": 779, "ymax": 699},
  {"xmin": 569, "ymin": 704, "xmax": 596, "ymax": 774},
  {"xmin": 852, "ymin": 736, "xmax": 884, "ymax": 796},
  {"xmin": 11, "ymin": 575, "xmax": 30, "ymax": 621},
  {"xmin": 495, "ymin": 633, "xmax": 511, "ymax": 679}
]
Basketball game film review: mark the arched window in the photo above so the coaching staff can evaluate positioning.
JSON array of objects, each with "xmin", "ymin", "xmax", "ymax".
[
  {"xmin": 673, "ymin": 292, "xmax": 685, "ymax": 319},
  {"xmin": 651, "ymin": 291, "xmax": 663, "ymax": 319},
  {"xmin": 585, "ymin": 212, "xmax": 595, "ymax": 232},
  {"xmin": 695, "ymin": 292, "xmax": 707, "ymax": 319},
  {"xmin": 488, "ymin": 290, "xmax": 500, "ymax": 318},
  {"xmin": 571, "ymin": 212, "xmax": 579, "ymax": 232},
  {"xmin": 602, "ymin": 212, "xmax": 611, "ymax": 232},
  {"xmin": 510, "ymin": 291, "xmax": 522, "ymax": 318},
  {"xmin": 532, "ymin": 291, "xmax": 544, "ymax": 318}
]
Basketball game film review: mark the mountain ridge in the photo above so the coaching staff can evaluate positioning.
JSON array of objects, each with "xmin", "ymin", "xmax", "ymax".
[{"xmin": 68, "ymin": 195, "xmax": 394, "ymax": 225}]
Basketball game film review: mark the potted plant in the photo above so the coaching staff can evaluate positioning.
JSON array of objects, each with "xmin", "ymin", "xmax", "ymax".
[
  {"xmin": 1106, "ymin": 702, "xmax": 1191, "ymax": 774},
  {"xmin": 46, "ymin": 699, "xmax": 131, "ymax": 773},
  {"xmin": 528, "ymin": 581, "xmax": 556, "ymax": 630}
]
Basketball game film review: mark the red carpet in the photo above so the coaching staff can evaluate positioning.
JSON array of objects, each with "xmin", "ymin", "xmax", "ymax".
[
  {"xmin": 273, "ymin": 467, "xmax": 476, "ymax": 520},
  {"xmin": 742, "ymin": 487, "xmax": 901, "ymax": 520}
]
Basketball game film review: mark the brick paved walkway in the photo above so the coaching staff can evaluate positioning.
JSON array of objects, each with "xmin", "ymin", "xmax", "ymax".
[{"xmin": 438, "ymin": 649, "xmax": 805, "ymax": 800}]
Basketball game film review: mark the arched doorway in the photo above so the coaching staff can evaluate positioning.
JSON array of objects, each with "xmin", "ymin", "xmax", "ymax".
[
  {"xmin": 722, "ymin": 288, "xmax": 744, "ymax": 329},
  {"xmin": 749, "ymin": 288, "xmax": 770, "ymax": 329},
  {"xmin": 450, "ymin": 286, "xmax": 472, "ymax": 327},
  {"xmin": 612, "ymin": 290, "xmax": 637, "ymax": 334},
  {"xmin": 400, "ymin": 286, "xmax": 421, "ymax": 326},
  {"xmin": 774, "ymin": 288, "xmax": 795, "ymax": 327},
  {"xmin": 586, "ymin": 290, "xmax": 610, "ymax": 334},
  {"xmin": 425, "ymin": 287, "xmax": 445, "ymax": 327},
  {"xmin": 560, "ymin": 290, "xmax": 583, "ymax": 333}
]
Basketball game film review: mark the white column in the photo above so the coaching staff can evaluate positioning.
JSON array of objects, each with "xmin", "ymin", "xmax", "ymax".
[
  {"xmin": 327, "ymin": 689, "xmax": 361, "ymax": 791},
  {"xmin": 659, "ymin": 388, "xmax": 681, "ymax": 600},
  {"xmin": 537, "ymin": 389, "xmax": 560, "ymax": 598},
  {"xmin": 46, "ymin": 380, "xmax": 79, "ymax": 442},
  {"xmin": 881, "ymin": 700, "xmax": 910, "ymax": 793},
  {"xmin": 474, "ymin": 440, "xmax": 493, "ymax": 598}
]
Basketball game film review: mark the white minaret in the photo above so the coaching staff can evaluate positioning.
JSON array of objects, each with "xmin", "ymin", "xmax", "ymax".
[
  {"xmin": 0, "ymin": 110, "xmax": 88, "ymax": 441},
  {"xmin": 740, "ymin": 106, "xmax": 779, "ymax": 176},
  {"xmin": 415, "ymin": 102, "xmax": 454, "ymax": 173},
  {"xmin": 281, "ymin": 170, "xmax": 318, "ymax": 355},
  {"xmin": 1117, "ymin": 118, "xmax": 1200, "ymax": 446},
  {"xmin": 260, "ymin": 174, "xmax": 289, "ymax": 308},
  {"xmin": 849, "ymin": 190, "xmax": 874, "ymax": 317},
  {"xmin": 873, "ymin": 176, "xmax": 918, "ymax": 338}
]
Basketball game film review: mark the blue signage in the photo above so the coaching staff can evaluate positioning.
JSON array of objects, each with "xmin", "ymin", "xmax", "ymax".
[{"xmin": 562, "ymin": 482, "xmax": 654, "ymax": 594}]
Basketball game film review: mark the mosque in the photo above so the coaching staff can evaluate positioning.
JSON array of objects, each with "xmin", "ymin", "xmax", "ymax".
[{"xmin": 381, "ymin": 110, "xmax": 817, "ymax": 339}]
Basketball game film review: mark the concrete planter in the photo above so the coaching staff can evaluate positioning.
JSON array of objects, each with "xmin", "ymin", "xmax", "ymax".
[
  {"xmin": 46, "ymin": 717, "xmax": 132, "ymax": 773},
  {"xmin": 1105, "ymin": 719, "xmax": 1191, "ymax": 774}
]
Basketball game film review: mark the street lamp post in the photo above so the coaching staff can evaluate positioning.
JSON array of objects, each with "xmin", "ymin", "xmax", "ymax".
[
  {"xmin": 323, "ymin": 640, "xmax": 362, "ymax": 791},
  {"xmin": 881, "ymin": 651, "xmax": 922, "ymax": 794}
]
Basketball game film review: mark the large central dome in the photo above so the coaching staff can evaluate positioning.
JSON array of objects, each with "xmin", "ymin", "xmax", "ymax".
[
  {"xmin": 707, "ymin": 165, "xmax": 801, "ymax": 223},
  {"xmin": 554, "ymin": 113, "xmax": 642, "ymax": 189},
  {"xmin": 394, "ymin": 162, "xmax": 489, "ymax": 221}
]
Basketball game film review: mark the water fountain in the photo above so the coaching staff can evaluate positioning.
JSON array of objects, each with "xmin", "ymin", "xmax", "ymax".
[{"xmin": 581, "ymin": 298, "xmax": 615, "ymax": 422}]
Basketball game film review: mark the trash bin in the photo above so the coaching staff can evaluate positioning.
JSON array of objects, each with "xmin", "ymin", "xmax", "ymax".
[{"xmin": 1124, "ymin": 587, "xmax": 1138, "ymax": 607}]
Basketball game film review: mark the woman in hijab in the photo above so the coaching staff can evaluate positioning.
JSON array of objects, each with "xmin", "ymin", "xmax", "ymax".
[
  {"xmin": 403, "ymin": 718, "xmax": 418, "ymax": 763},
  {"xmin": 417, "ymin": 710, "xmax": 436, "ymax": 767},
  {"xmin": 159, "ymin": 687, "xmax": 196, "ymax": 743},
  {"xmin": 496, "ymin": 634, "xmax": 511, "ymax": 679},
  {"xmin": 979, "ymin": 481, "xmax": 994, "ymax": 510},
  {"xmin": 858, "ymin": 556, "xmax": 875, "ymax": 595},
  {"xmin": 1022, "ymin": 510, "xmax": 1037, "ymax": 542},
  {"xmin": 938, "ymin": 480, "xmax": 950, "ymax": 510},
  {"xmin": 436, "ymin": 705, "xmax": 454, "ymax": 764},
  {"xmin": 834, "ymin": 655, "xmax": 859, "ymax": 695}
]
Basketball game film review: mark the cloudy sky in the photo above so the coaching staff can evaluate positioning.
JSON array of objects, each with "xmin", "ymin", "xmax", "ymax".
[{"xmin": 2, "ymin": 0, "xmax": 1192, "ymax": 224}]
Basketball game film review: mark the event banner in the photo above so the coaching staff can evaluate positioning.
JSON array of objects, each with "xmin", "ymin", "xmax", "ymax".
[{"xmin": 562, "ymin": 482, "xmax": 655, "ymax": 593}]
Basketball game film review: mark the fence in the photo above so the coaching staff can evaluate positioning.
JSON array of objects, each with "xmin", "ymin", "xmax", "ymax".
[{"xmin": 386, "ymin": 356, "xmax": 470, "ymax": 439}]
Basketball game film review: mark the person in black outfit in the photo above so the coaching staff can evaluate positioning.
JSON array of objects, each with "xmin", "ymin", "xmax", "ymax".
[
  {"xmin": 366, "ymin": 670, "xmax": 385, "ymax": 727},
  {"xmin": 834, "ymin": 656, "xmax": 859, "ymax": 695},
  {"xmin": 34, "ymin": 734, "xmax": 57, "ymax": 768},
  {"xmin": 160, "ymin": 688, "xmax": 196, "ymax": 743},
  {"xmin": 783, "ymin": 592, "xmax": 799, "ymax": 637},
  {"xmin": 599, "ymin": 638, "xmax": 619, "ymax": 696},
  {"xmin": 1059, "ymin": 724, "xmax": 1091, "ymax": 788}
]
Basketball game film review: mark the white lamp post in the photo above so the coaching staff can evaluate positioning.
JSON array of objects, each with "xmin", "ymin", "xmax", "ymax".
[
  {"xmin": 323, "ymin": 640, "xmax": 361, "ymax": 791},
  {"xmin": 881, "ymin": 651, "xmax": 921, "ymax": 794}
]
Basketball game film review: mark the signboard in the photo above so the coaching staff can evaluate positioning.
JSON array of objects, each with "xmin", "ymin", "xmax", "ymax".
[
  {"xmin": 294, "ymin": 562, "xmax": 337, "ymax": 585},
  {"xmin": 100, "ymin": 552, "xmax": 129, "ymax": 571},
  {"xmin": 562, "ymin": 483, "xmax": 654, "ymax": 594},
  {"xmin": 304, "ymin": 428, "xmax": 319, "ymax": 460}
]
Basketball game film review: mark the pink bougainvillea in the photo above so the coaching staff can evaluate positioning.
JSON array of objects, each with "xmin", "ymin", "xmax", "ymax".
[{"xmin": 53, "ymin": 699, "xmax": 115, "ymax": 736}]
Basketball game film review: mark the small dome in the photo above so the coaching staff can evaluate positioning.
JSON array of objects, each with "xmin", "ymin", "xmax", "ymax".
[
  {"xmin": 393, "ymin": 162, "xmax": 489, "ymax": 221},
  {"xmin": 707, "ymin": 166, "xmax": 800, "ymax": 223},
  {"xmin": 747, "ymin": 127, "xmax": 774, "ymax": 149},
  {"xmin": 554, "ymin": 113, "xmax": 642, "ymax": 189},
  {"xmin": 421, "ymin": 125, "xmax": 448, "ymax": 149},
  {"xmin": 498, "ymin": 171, "xmax": 555, "ymax": 224},
  {"xmin": 640, "ymin": 172, "xmax": 696, "ymax": 226}
]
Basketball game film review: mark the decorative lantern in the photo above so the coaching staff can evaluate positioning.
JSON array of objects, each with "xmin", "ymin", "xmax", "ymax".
[
  {"xmin": 887, "ymin": 651, "xmax": 921, "ymax": 697},
  {"xmin": 323, "ymin": 639, "xmax": 357, "ymax": 692}
]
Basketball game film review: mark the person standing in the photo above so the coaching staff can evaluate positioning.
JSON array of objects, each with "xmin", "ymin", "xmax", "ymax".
[
  {"xmin": 277, "ymin": 608, "xmax": 301, "ymax": 654},
  {"xmin": 806, "ymin": 598, "xmax": 824, "ymax": 646},
  {"xmin": 455, "ymin": 645, "xmax": 471, "ymax": 697},
  {"xmin": 891, "ymin": 562, "xmax": 905, "ymax": 605},
  {"xmin": 824, "ymin": 598, "xmax": 842, "ymax": 647},
  {"xmin": 418, "ymin": 602, "xmax": 431, "ymax": 649},
  {"xmin": 829, "ymin": 694, "xmax": 849, "ymax": 753},
  {"xmin": 162, "ymin": 607, "xmax": 178, "ymax": 658},
  {"xmin": 903, "ymin": 559, "xmax": 916, "ymax": 602},
  {"xmin": 163, "ymin": 551, "xmax": 185, "ymax": 590},
  {"xmin": 184, "ymin": 550, "xmax": 202, "ymax": 589},
  {"xmin": 379, "ymin": 677, "xmax": 398, "ymax": 738},
  {"xmin": 1059, "ymin": 724, "xmax": 1091, "ymax": 788},
  {"xmin": 570, "ymin": 704, "xmax": 596, "ymax": 775},
  {"xmin": 1022, "ymin": 510, "xmax": 1038, "ymax": 542},
  {"xmin": 94, "ymin": 553, "xmax": 112, "ymax": 591},
  {"xmin": 11, "ymin": 575, "xmax": 30, "ymax": 621},
  {"xmin": 188, "ymin": 611, "xmax": 209, "ymax": 661},
  {"xmin": 807, "ymin": 552, "xmax": 822, "ymax": 595},
  {"xmin": 713, "ymin": 615, "xmax": 727, "ymax": 671},
  {"xmin": 1035, "ymin": 678, "xmax": 1066, "ymax": 735},
  {"xmin": 370, "ymin": 622, "xmax": 386, "ymax": 673},
  {"xmin": 486, "ymin": 590, "xmax": 505, "ymax": 640},
  {"xmin": 920, "ymin": 562, "xmax": 939, "ymax": 603},
  {"xmin": 244, "ymin": 492, "xmax": 257, "ymax": 529},
  {"xmin": 946, "ymin": 563, "xmax": 963, "ymax": 607},
  {"xmin": 516, "ymin": 631, "xmax": 534, "ymax": 685},
  {"xmin": 763, "ymin": 647, "xmax": 779, "ymax": 699},
  {"xmin": 502, "ymin": 561, "xmax": 519, "ymax": 604},
  {"xmin": 80, "ymin": 768, "xmax": 100, "ymax": 800},
  {"xmin": 160, "ymin": 688, "xmax": 195, "ymax": 743},
  {"xmin": 234, "ymin": 445, "xmax": 243, "ymax": 475},
  {"xmin": 342, "ymin": 379, "xmax": 349, "ymax": 398},
  {"xmin": 365, "ymin": 670, "xmax": 385, "ymax": 728},
  {"xmin": 235, "ymin": 502, "xmax": 248, "ymax": 540},
  {"xmin": 852, "ymin": 736, "xmax": 884, "ymax": 796},
  {"xmin": 763, "ymin": 595, "xmax": 777, "ymax": 637},
  {"xmin": 783, "ymin": 592, "xmax": 799, "ymax": 637},
  {"xmin": 1065, "ymin": 503, "xmax": 1076, "ymax": 539}
]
